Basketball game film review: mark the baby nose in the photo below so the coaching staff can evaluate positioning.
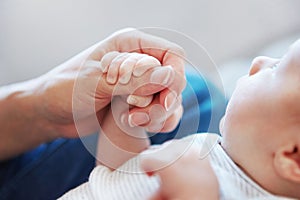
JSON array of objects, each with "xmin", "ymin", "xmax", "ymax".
[{"xmin": 249, "ymin": 56, "xmax": 280, "ymax": 76}]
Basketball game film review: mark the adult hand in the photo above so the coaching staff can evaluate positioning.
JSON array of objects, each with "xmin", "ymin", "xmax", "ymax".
[
  {"xmin": 34, "ymin": 28, "xmax": 186, "ymax": 138},
  {"xmin": 108, "ymin": 29, "xmax": 186, "ymax": 134},
  {"xmin": 0, "ymin": 28, "xmax": 186, "ymax": 160}
]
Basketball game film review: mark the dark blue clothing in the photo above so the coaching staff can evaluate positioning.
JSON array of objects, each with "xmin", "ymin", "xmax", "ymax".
[{"xmin": 0, "ymin": 66, "xmax": 226, "ymax": 200}]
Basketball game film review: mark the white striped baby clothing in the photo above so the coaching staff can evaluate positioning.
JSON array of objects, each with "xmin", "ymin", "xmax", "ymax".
[{"xmin": 60, "ymin": 133, "xmax": 295, "ymax": 200}]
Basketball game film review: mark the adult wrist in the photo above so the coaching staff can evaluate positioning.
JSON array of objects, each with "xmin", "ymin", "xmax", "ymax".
[
  {"xmin": 12, "ymin": 79, "xmax": 56, "ymax": 140},
  {"xmin": 0, "ymin": 79, "xmax": 56, "ymax": 160}
]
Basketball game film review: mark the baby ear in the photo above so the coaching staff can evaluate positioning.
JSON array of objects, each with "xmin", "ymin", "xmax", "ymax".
[{"xmin": 274, "ymin": 143, "xmax": 300, "ymax": 183}]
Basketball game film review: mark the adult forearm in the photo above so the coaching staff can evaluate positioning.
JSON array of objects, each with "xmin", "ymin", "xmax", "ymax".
[{"xmin": 0, "ymin": 80, "xmax": 55, "ymax": 160}]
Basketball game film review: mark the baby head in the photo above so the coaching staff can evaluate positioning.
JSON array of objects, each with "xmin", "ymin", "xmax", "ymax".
[{"xmin": 220, "ymin": 39, "xmax": 300, "ymax": 198}]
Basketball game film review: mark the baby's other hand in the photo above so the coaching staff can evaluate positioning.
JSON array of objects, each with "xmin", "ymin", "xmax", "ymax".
[{"xmin": 141, "ymin": 138, "xmax": 219, "ymax": 200}]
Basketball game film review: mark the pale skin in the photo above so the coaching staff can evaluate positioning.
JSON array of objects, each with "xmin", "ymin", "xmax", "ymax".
[
  {"xmin": 149, "ymin": 39, "xmax": 300, "ymax": 199},
  {"xmin": 98, "ymin": 108, "xmax": 219, "ymax": 200},
  {"xmin": 96, "ymin": 51, "xmax": 184, "ymax": 168},
  {"xmin": 97, "ymin": 51, "xmax": 219, "ymax": 199},
  {"xmin": 220, "ymin": 39, "xmax": 300, "ymax": 199},
  {"xmin": 98, "ymin": 39, "xmax": 300, "ymax": 199},
  {"xmin": 141, "ymin": 139, "xmax": 219, "ymax": 200},
  {"xmin": 0, "ymin": 28, "xmax": 186, "ymax": 160}
]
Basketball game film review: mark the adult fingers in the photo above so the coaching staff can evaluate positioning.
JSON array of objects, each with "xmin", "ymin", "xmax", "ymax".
[
  {"xmin": 100, "ymin": 51, "xmax": 120, "ymax": 73},
  {"xmin": 105, "ymin": 28, "xmax": 186, "ymax": 96},
  {"xmin": 108, "ymin": 28, "xmax": 185, "ymax": 74}
]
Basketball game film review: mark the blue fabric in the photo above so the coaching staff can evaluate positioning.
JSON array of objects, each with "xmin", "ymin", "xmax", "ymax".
[
  {"xmin": 150, "ymin": 66, "xmax": 227, "ymax": 144},
  {"xmin": 0, "ymin": 67, "xmax": 226, "ymax": 200}
]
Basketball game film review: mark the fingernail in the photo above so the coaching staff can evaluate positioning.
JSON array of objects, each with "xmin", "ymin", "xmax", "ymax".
[
  {"xmin": 150, "ymin": 66, "xmax": 172, "ymax": 85},
  {"xmin": 119, "ymin": 70, "xmax": 132, "ymax": 84},
  {"xmin": 107, "ymin": 75, "xmax": 116, "ymax": 84},
  {"xmin": 119, "ymin": 74, "xmax": 131, "ymax": 84},
  {"xmin": 128, "ymin": 112, "xmax": 150, "ymax": 127},
  {"xmin": 127, "ymin": 95, "xmax": 138, "ymax": 105},
  {"xmin": 147, "ymin": 121, "xmax": 164, "ymax": 133},
  {"xmin": 164, "ymin": 92, "xmax": 177, "ymax": 111},
  {"xmin": 120, "ymin": 113, "xmax": 127, "ymax": 124},
  {"xmin": 133, "ymin": 66, "xmax": 149, "ymax": 77}
]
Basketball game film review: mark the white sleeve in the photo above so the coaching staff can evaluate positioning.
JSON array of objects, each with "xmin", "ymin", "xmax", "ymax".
[
  {"xmin": 59, "ymin": 155, "xmax": 160, "ymax": 200},
  {"xmin": 59, "ymin": 134, "xmax": 205, "ymax": 200},
  {"xmin": 58, "ymin": 182, "xmax": 95, "ymax": 200}
]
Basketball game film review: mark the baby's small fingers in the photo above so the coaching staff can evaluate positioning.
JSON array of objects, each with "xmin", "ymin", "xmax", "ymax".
[
  {"xmin": 119, "ymin": 54, "xmax": 141, "ymax": 84},
  {"xmin": 107, "ymin": 53, "xmax": 130, "ymax": 84},
  {"xmin": 133, "ymin": 55, "xmax": 161, "ymax": 77},
  {"xmin": 100, "ymin": 51, "xmax": 119, "ymax": 73},
  {"xmin": 127, "ymin": 95, "xmax": 153, "ymax": 108}
]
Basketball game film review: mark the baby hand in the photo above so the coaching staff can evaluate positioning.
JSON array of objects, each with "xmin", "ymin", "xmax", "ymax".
[{"xmin": 141, "ymin": 138, "xmax": 219, "ymax": 200}]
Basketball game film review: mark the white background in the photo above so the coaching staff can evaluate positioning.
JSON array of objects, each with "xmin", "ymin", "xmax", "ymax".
[{"xmin": 1, "ymin": 0, "xmax": 300, "ymax": 87}]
